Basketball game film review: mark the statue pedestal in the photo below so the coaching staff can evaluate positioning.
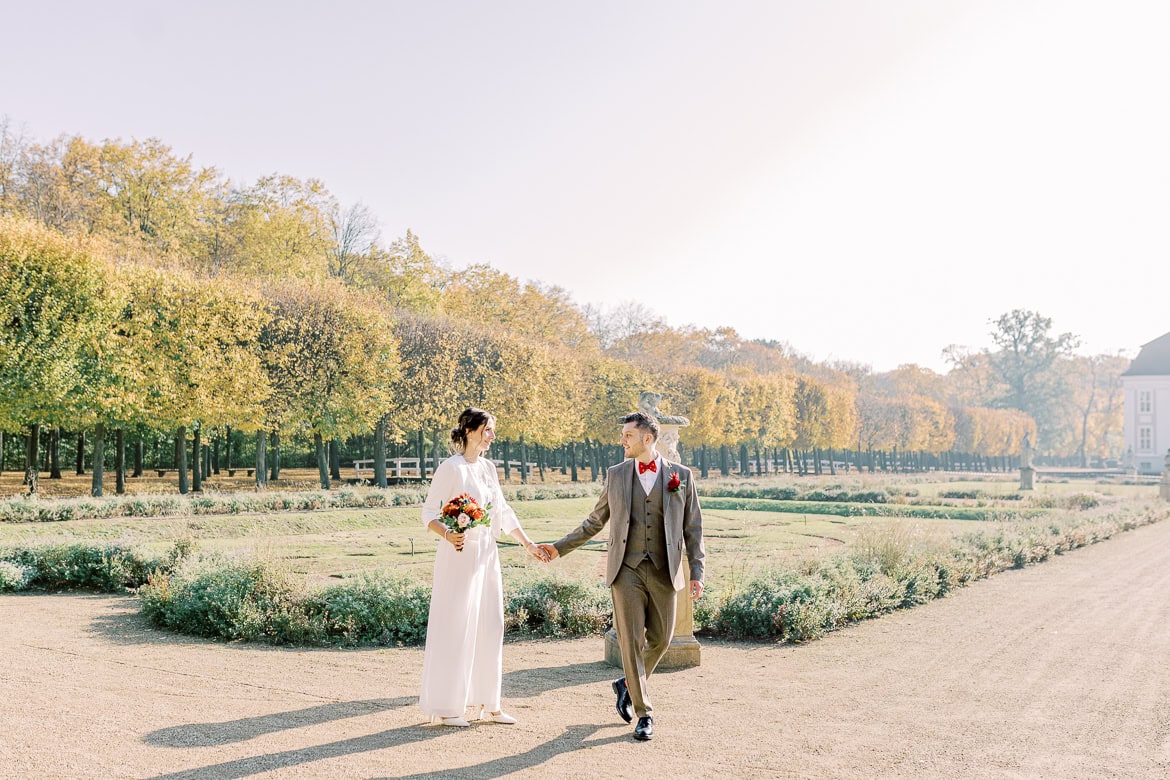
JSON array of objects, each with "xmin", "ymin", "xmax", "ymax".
[
  {"xmin": 604, "ymin": 562, "xmax": 701, "ymax": 670},
  {"xmin": 1019, "ymin": 467, "xmax": 1035, "ymax": 491}
]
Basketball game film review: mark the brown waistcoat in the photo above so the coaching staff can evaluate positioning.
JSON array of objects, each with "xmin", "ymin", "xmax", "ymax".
[{"xmin": 623, "ymin": 468, "xmax": 667, "ymax": 569}]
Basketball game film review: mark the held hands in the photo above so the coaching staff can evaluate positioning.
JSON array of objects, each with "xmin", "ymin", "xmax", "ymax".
[
  {"xmin": 536, "ymin": 543, "xmax": 559, "ymax": 562},
  {"xmin": 525, "ymin": 542, "xmax": 551, "ymax": 563}
]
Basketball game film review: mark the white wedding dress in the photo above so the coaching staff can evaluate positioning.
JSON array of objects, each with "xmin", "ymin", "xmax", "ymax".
[{"xmin": 418, "ymin": 454, "xmax": 520, "ymax": 719}]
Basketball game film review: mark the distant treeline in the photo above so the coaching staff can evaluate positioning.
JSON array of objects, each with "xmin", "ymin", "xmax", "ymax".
[{"xmin": 0, "ymin": 122, "xmax": 1124, "ymax": 496}]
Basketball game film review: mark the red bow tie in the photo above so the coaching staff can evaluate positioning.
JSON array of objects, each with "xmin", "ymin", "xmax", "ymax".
[{"xmin": 637, "ymin": 460, "xmax": 657, "ymax": 475}]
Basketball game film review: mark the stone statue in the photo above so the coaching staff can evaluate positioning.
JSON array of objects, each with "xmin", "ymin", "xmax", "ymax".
[
  {"xmin": 637, "ymin": 391, "xmax": 689, "ymax": 426},
  {"xmin": 1019, "ymin": 433, "xmax": 1035, "ymax": 490}
]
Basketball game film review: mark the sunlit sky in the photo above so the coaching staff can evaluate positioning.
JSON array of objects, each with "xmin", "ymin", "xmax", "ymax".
[{"xmin": 3, "ymin": 0, "xmax": 1168, "ymax": 372}]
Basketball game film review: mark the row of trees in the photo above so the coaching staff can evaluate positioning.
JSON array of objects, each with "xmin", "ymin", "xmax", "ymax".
[{"xmin": 0, "ymin": 120, "xmax": 1125, "ymax": 498}]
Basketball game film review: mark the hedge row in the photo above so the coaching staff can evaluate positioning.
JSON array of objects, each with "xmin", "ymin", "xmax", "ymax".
[
  {"xmin": 696, "ymin": 504, "xmax": 1164, "ymax": 641},
  {"xmin": 3, "ymin": 502, "xmax": 1164, "ymax": 646},
  {"xmin": 0, "ymin": 483, "xmax": 601, "ymax": 524}
]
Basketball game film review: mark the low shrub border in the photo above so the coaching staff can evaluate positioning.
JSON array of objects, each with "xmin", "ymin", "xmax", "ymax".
[
  {"xmin": 697, "ymin": 504, "xmax": 1166, "ymax": 641},
  {"xmin": 3, "ymin": 503, "xmax": 1166, "ymax": 647},
  {"xmin": 699, "ymin": 496, "xmax": 1045, "ymax": 521},
  {"xmin": 0, "ymin": 483, "xmax": 601, "ymax": 525}
]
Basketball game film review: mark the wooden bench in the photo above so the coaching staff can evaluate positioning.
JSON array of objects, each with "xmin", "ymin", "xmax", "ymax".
[
  {"xmin": 226, "ymin": 468, "xmax": 256, "ymax": 477},
  {"xmin": 350, "ymin": 457, "xmax": 538, "ymax": 480},
  {"xmin": 352, "ymin": 457, "xmax": 440, "ymax": 480}
]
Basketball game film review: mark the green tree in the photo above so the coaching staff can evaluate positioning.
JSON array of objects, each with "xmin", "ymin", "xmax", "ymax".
[
  {"xmin": 260, "ymin": 280, "xmax": 399, "ymax": 488},
  {"xmin": 123, "ymin": 267, "xmax": 270, "ymax": 492},
  {"xmin": 985, "ymin": 310, "xmax": 1078, "ymax": 449},
  {"xmin": 0, "ymin": 218, "xmax": 115, "ymax": 493}
]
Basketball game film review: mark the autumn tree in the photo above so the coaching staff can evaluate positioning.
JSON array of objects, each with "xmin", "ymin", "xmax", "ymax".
[
  {"xmin": 443, "ymin": 265, "xmax": 598, "ymax": 352},
  {"xmin": 123, "ymin": 267, "xmax": 270, "ymax": 493},
  {"xmin": 0, "ymin": 218, "xmax": 116, "ymax": 493},
  {"xmin": 260, "ymin": 280, "xmax": 399, "ymax": 489}
]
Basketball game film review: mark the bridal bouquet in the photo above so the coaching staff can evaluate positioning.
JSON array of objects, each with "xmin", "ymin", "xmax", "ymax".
[{"xmin": 440, "ymin": 493, "xmax": 491, "ymax": 551}]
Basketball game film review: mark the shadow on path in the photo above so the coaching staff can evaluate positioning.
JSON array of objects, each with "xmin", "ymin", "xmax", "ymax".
[
  {"xmin": 381, "ymin": 724, "xmax": 631, "ymax": 780},
  {"xmin": 146, "ymin": 721, "xmax": 628, "ymax": 780},
  {"xmin": 146, "ymin": 722, "xmax": 446, "ymax": 780},
  {"xmin": 143, "ymin": 662, "xmax": 617, "ymax": 750},
  {"xmin": 145, "ymin": 697, "xmax": 416, "ymax": 747},
  {"xmin": 502, "ymin": 661, "xmax": 615, "ymax": 698}
]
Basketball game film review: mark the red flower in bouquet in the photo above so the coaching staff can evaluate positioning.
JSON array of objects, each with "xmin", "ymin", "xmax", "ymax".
[
  {"xmin": 667, "ymin": 471, "xmax": 684, "ymax": 493},
  {"xmin": 440, "ymin": 493, "xmax": 492, "ymax": 551}
]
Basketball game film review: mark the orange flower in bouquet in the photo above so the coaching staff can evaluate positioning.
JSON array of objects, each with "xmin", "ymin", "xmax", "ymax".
[{"xmin": 440, "ymin": 493, "xmax": 492, "ymax": 551}]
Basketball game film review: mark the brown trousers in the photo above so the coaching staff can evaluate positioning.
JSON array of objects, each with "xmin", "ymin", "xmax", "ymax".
[{"xmin": 611, "ymin": 559, "xmax": 678, "ymax": 718}]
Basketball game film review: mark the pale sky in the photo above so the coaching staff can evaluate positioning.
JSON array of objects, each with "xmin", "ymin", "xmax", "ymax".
[{"xmin": 2, "ymin": 0, "xmax": 1167, "ymax": 372}]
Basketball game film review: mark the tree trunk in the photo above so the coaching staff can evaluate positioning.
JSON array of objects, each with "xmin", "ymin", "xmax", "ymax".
[
  {"xmin": 502, "ymin": 441, "xmax": 511, "ymax": 481},
  {"xmin": 25, "ymin": 423, "xmax": 40, "ymax": 495},
  {"xmin": 133, "ymin": 436, "xmax": 144, "ymax": 477},
  {"xmin": 569, "ymin": 441, "xmax": 578, "ymax": 483},
  {"xmin": 329, "ymin": 439, "xmax": 341, "ymax": 481},
  {"xmin": 49, "ymin": 428, "xmax": 61, "ymax": 479},
  {"xmin": 374, "ymin": 416, "xmax": 387, "ymax": 488},
  {"xmin": 519, "ymin": 435, "xmax": 529, "ymax": 484},
  {"xmin": 0, "ymin": 429, "xmax": 4, "ymax": 477},
  {"xmin": 115, "ymin": 428, "xmax": 126, "ymax": 495},
  {"xmin": 91, "ymin": 422, "xmax": 106, "ymax": 497},
  {"xmin": 75, "ymin": 430, "xmax": 85, "ymax": 475},
  {"xmin": 719, "ymin": 445, "xmax": 730, "ymax": 477},
  {"xmin": 212, "ymin": 437, "xmax": 220, "ymax": 475},
  {"xmin": 192, "ymin": 427, "xmax": 203, "ymax": 492},
  {"xmin": 315, "ymin": 432, "xmax": 330, "ymax": 489},
  {"xmin": 432, "ymin": 429, "xmax": 443, "ymax": 482},
  {"xmin": 255, "ymin": 429, "xmax": 268, "ymax": 490},
  {"xmin": 270, "ymin": 431, "xmax": 281, "ymax": 480},
  {"xmin": 176, "ymin": 426, "xmax": 188, "ymax": 494},
  {"xmin": 416, "ymin": 429, "xmax": 427, "ymax": 480},
  {"xmin": 225, "ymin": 425, "xmax": 233, "ymax": 471}
]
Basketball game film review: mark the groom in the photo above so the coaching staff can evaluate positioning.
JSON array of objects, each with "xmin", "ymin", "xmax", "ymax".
[{"xmin": 539, "ymin": 412, "xmax": 705, "ymax": 741}]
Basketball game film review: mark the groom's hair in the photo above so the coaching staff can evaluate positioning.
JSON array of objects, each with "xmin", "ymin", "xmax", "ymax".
[{"xmin": 620, "ymin": 412, "xmax": 659, "ymax": 441}]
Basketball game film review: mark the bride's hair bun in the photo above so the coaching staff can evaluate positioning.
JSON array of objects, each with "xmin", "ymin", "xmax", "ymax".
[{"xmin": 451, "ymin": 407, "xmax": 493, "ymax": 452}]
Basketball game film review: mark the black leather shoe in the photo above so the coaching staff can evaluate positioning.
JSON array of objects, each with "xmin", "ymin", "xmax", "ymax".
[
  {"xmin": 634, "ymin": 716, "xmax": 653, "ymax": 741},
  {"xmin": 611, "ymin": 678, "xmax": 633, "ymax": 723}
]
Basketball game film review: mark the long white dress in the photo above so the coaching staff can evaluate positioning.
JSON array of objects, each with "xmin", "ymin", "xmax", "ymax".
[{"xmin": 418, "ymin": 454, "xmax": 520, "ymax": 719}]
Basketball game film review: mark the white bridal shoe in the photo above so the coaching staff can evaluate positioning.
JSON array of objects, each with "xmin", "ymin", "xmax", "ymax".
[
  {"xmin": 478, "ymin": 707, "xmax": 517, "ymax": 724},
  {"xmin": 431, "ymin": 715, "xmax": 470, "ymax": 727}
]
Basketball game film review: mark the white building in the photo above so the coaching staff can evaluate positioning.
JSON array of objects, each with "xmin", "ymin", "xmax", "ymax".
[{"xmin": 1121, "ymin": 331, "xmax": 1170, "ymax": 474}]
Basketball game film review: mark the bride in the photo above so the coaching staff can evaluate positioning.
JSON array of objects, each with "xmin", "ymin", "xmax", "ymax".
[{"xmin": 418, "ymin": 407, "xmax": 548, "ymax": 726}]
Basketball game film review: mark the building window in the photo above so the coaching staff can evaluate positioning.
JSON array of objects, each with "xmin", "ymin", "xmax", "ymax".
[
  {"xmin": 1139, "ymin": 427, "xmax": 1153, "ymax": 451},
  {"xmin": 1140, "ymin": 390, "xmax": 1152, "ymax": 414}
]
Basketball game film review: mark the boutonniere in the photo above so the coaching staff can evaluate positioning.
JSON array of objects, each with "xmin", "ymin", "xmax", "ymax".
[{"xmin": 667, "ymin": 471, "xmax": 684, "ymax": 493}]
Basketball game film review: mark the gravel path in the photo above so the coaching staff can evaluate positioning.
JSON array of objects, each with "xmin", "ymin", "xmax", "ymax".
[{"xmin": 3, "ymin": 518, "xmax": 1170, "ymax": 779}]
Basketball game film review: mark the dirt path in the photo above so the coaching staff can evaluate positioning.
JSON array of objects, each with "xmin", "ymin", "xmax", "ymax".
[{"xmin": 3, "ymin": 519, "xmax": 1170, "ymax": 779}]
